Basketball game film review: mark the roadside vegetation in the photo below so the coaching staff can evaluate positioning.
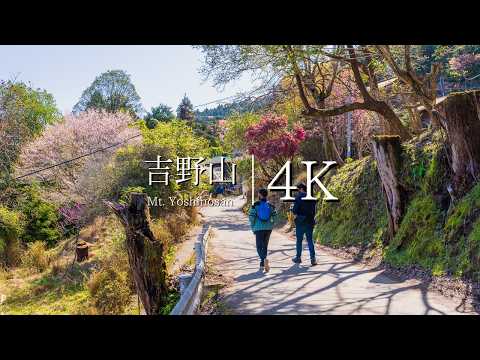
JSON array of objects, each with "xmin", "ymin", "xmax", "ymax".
[
  {"xmin": 2, "ymin": 45, "xmax": 480, "ymax": 314},
  {"xmin": 0, "ymin": 71, "xmax": 220, "ymax": 314},
  {"xmin": 197, "ymin": 45, "xmax": 480, "ymax": 286}
]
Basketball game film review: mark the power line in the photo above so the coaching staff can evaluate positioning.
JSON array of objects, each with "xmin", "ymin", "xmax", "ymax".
[
  {"xmin": 14, "ymin": 133, "xmax": 142, "ymax": 180},
  {"xmin": 13, "ymin": 93, "xmax": 259, "ymax": 181},
  {"xmin": 193, "ymin": 95, "xmax": 240, "ymax": 109}
]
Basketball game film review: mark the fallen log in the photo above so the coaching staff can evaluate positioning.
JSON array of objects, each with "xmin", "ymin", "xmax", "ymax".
[{"xmin": 105, "ymin": 193, "xmax": 168, "ymax": 315}]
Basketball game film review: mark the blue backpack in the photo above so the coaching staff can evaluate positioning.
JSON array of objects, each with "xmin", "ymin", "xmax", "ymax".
[{"xmin": 256, "ymin": 201, "xmax": 272, "ymax": 222}]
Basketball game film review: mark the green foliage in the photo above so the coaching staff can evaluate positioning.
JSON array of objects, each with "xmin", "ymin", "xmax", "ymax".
[
  {"xmin": 145, "ymin": 117, "xmax": 159, "ymax": 129},
  {"xmin": 99, "ymin": 144, "xmax": 177, "ymax": 215},
  {"xmin": 398, "ymin": 130, "xmax": 444, "ymax": 192},
  {"xmin": 444, "ymin": 221, "xmax": 480, "ymax": 280},
  {"xmin": 87, "ymin": 265, "xmax": 132, "ymax": 315},
  {"xmin": 223, "ymin": 112, "xmax": 260, "ymax": 153},
  {"xmin": 140, "ymin": 119, "xmax": 210, "ymax": 160},
  {"xmin": 21, "ymin": 241, "xmax": 51, "ymax": 273},
  {"xmin": 194, "ymin": 97, "xmax": 273, "ymax": 120},
  {"xmin": 411, "ymin": 45, "xmax": 480, "ymax": 80},
  {"xmin": 159, "ymin": 290, "xmax": 180, "ymax": 315},
  {"xmin": 141, "ymin": 119, "xmax": 211, "ymax": 197},
  {"xmin": 2, "ymin": 270, "xmax": 90, "ymax": 315},
  {"xmin": 441, "ymin": 183, "xmax": 480, "ymax": 279},
  {"xmin": 0, "ymin": 80, "xmax": 60, "ymax": 135},
  {"xmin": 317, "ymin": 129, "xmax": 480, "ymax": 280},
  {"xmin": 444, "ymin": 182, "xmax": 480, "ymax": 241},
  {"xmin": 176, "ymin": 94, "xmax": 194, "ymax": 121},
  {"xmin": 73, "ymin": 70, "xmax": 143, "ymax": 117},
  {"xmin": 385, "ymin": 195, "xmax": 446, "ymax": 274},
  {"xmin": 18, "ymin": 185, "xmax": 61, "ymax": 247},
  {"xmin": 0, "ymin": 80, "xmax": 60, "ymax": 180},
  {"xmin": 209, "ymin": 145, "xmax": 225, "ymax": 157},
  {"xmin": 145, "ymin": 103, "xmax": 174, "ymax": 124},
  {"xmin": 94, "ymin": 120, "xmax": 211, "ymax": 218},
  {"xmin": 0, "ymin": 206, "xmax": 24, "ymax": 266},
  {"xmin": 119, "ymin": 186, "xmax": 146, "ymax": 205},
  {"xmin": 314, "ymin": 157, "xmax": 388, "ymax": 247}
]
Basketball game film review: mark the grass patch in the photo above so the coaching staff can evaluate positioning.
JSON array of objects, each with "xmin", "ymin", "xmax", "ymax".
[
  {"xmin": 314, "ymin": 156, "xmax": 388, "ymax": 248},
  {"xmin": 385, "ymin": 194, "xmax": 446, "ymax": 275},
  {"xmin": 1, "ymin": 267, "xmax": 90, "ymax": 315}
]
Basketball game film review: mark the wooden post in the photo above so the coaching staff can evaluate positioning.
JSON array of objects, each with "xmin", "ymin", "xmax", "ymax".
[
  {"xmin": 105, "ymin": 193, "xmax": 169, "ymax": 315},
  {"xmin": 372, "ymin": 135, "xmax": 408, "ymax": 244},
  {"xmin": 440, "ymin": 90, "xmax": 480, "ymax": 197}
]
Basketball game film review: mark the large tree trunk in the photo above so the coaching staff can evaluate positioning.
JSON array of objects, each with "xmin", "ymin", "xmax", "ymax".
[
  {"xmin": 313, "ymin": 116, "xmax": 344, "ymax": 165},
  {"xmin": 372, "ymin": 100, "xmax": 411, "ymax": 140},
  {"xmin": 315, "ymin": 100, "xmax": 344, "ymax": 166},
  {"xmin": 441, "ymin": 90, "xmax": 480, "ymax": 197},
  {"xmin": 105, "ymin": 193, "xmax": 169, "ymax": 315},
  {"xmin": 372, "ymin": 135, "xmax": 408, "ymax": 243},
  {"xmin": 408, "ymin": 107, "xmax": 422, "ymax": 133}
]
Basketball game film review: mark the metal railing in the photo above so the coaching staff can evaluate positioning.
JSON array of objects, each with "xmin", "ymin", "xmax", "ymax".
[{"xmin": 170, "ymin": 224, "xmax": 211, "ymax": 315}]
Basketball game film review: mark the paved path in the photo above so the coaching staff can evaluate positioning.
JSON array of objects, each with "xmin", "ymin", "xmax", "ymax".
[
  {"xmin": 169, "ymin": 225, "xmax": 201, "ymax": 274},
  {"xmin": 202, "ymin": 196, "xmax": 474, "ymax": 315}
]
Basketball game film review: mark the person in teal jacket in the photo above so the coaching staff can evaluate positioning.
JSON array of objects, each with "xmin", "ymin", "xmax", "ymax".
[{"xmin": 249, "ymin": 188, "xmax": 277, "ymax": 272}]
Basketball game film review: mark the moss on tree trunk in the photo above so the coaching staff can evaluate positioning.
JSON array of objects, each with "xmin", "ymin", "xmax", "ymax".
[
  {"xmin": 441, "ymin": 90, "xmax": 480, "ymax": 197},
  {"xmin": 105, "ymin": 193, "xmax": 169, "ymax": 315},
  {"xmin": 372, "ymin": 135, "xmax": 408, "ymax": 243}
]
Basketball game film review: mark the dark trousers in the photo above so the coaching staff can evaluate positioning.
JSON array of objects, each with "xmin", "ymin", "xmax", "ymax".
[
  {"xmin": 295, "ymin": 222, "xmax": 315, "ymax": 260},
  {"xmin": 255, "ymin": 230, "xmax": 272, "ymax": 264}
]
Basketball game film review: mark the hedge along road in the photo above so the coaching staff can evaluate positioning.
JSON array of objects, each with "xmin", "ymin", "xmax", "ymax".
[{"xmin": 200, "ymin": 195, "xmax": 474, "ymax": 315}]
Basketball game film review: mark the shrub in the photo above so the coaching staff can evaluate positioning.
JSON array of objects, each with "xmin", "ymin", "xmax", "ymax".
[
  {"xmin": 0, "ymin": 206, "xmax": 24, "ymax": 266},
  {"xmin": 151, "ymin": 219, "xmax": 173, "ymax": 245},
  {"xmin": 146, "ymin": 118, "xmax": 159, "ymax": 129},
  {"xmin": 87, "ymin": 264, "xmax": 132, "ymax": 315},
  {"xmin": 19, "ymin": 185, "xmax": 61, "ymax": 247},
  {"xmin": 21, "ymin": 241, "xmax": 51, "ymax": 273},
  {"xmin": 150, "ymin": 219, "xmax": 177, "ymax": 266},
  {"xmin": 184, "ymin": 205, "xmax": 199, "ymax": 225},
  {"xmin": 165, "ymin": 211, "xmax": 190, "ymax": 243},
  {"xmin": 119, "ymin": 186, "xmax": 146, "ymax": 205}
]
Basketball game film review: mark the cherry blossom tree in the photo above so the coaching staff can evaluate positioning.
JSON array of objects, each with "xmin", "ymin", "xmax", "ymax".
[
  {"xmin": 245, "ymin": 113, "xmax": 305, "ymax": 178},
  {"xmin": 449, "ymin": 53, "xmax": 480, "ymax": 78},
  {"xmin": 15, "ymin": 109, "xmax": 140, "ymax": 204}
]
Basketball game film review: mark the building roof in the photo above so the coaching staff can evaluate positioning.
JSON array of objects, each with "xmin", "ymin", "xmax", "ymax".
[{"xmin": 204, "ymin": 156, "xmax": 233, "ymax": 165}]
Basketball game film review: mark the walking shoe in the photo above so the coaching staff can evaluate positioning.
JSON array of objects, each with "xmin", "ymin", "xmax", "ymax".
[
  {"xmin": 264, "ymin": 259, "xmax": 270, "ymax": 273},
  {"xmin": 311, "ymin": 259, "xmax": 318, "ymax": 266},
  {"xmin": 292, "ymin": 257, "xmax": 301, "ymax": 264}
]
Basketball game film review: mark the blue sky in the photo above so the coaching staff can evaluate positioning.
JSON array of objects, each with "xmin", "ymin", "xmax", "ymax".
[{"xmin": 0, "ymin": 45, "xmax": 254, "ymax": 114}]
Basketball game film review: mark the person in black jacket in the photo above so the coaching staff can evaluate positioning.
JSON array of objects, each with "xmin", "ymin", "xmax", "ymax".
[{"xmin": 291, "ymin": 183, "xmax": 317, "ymax": 266}]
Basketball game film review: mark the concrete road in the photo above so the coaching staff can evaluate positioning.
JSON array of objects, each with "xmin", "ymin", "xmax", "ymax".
[{"xmin": 202, "ymin": 196, "xmax": 474, "ymax": 315}]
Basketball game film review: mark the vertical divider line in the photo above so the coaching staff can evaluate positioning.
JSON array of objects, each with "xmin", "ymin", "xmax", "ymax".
[{"xmin": 251, "ymin": 154, "xmax": 255, "ymax": 205}]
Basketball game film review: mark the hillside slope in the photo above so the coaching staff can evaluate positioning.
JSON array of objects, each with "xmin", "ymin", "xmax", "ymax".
[{"xmin": 315, "ymin": 130, "xmax": 480, "ymax": 281}]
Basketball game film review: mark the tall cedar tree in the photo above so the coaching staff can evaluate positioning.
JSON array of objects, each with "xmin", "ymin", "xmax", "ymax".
[{"xmin": 176, "ymin": 94, "xmax": 195, "ymax": 121}]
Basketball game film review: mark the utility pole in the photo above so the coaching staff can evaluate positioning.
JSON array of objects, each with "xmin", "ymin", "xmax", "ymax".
[{"xmin": 439, "ymin": 76, "xmax": 445, "ymax": 96}]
